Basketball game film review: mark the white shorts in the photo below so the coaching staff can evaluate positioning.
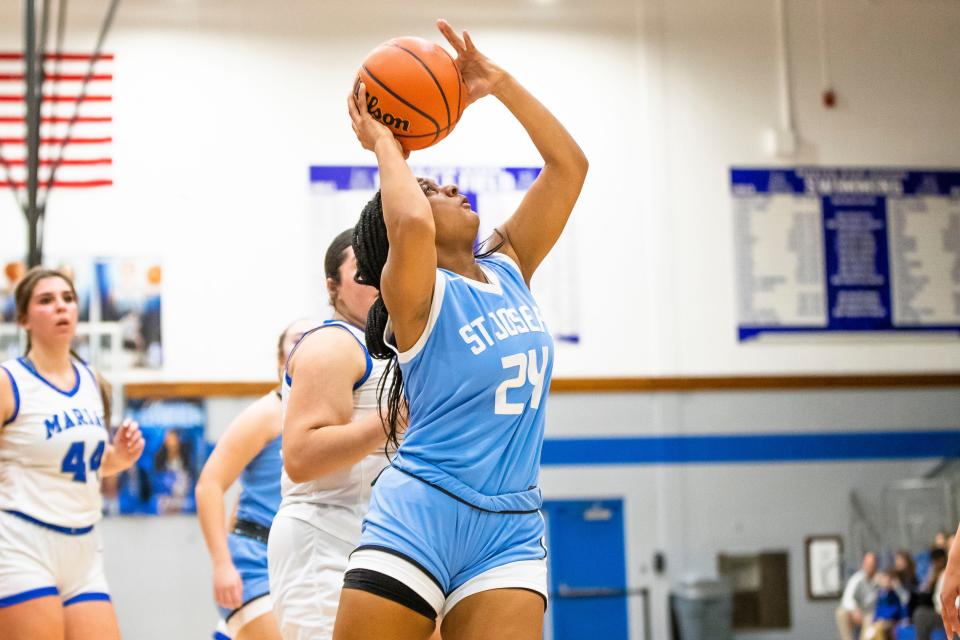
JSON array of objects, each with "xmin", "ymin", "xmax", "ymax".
[
  {"xmin": 346, "ymin": 549, "xmax": 547, "ymax": 618},
  {"xmin": 268, "ymin": 514, "xmax": 355, "ymax": 640},
  {"xmin": 0, "ymin": 510, "xmax": 110, "ymax": 608}
]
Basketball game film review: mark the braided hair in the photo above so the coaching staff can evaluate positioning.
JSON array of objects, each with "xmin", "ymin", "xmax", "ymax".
[
  {"xmin": 352, "ymin": 192, "xmax": 405, "ymax": 450},
  {"xmin": 352, "ymin": 189, "xmax": 507, "ymax": 450}
]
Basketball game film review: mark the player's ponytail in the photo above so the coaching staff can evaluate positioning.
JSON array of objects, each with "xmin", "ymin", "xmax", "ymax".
[{"xmin": 353, "ymin": 192, "xmax": 407, "ymax": 450}]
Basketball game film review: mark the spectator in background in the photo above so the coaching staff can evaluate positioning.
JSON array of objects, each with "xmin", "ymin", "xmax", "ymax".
[
  {"xmin": 895, "ymin": 550, "xmax": 918, "ymax": 605},
  {"xmin": 1, "ymin": 261, "xmax": 25, "ymax": 322},
  {"xmin": 837, "ymin": 551, "xmax": 879, "ymax": 640},
  {"xmin": 862, "ymin": 570, "xmax": 905, "ymax": 640},
  {"xmin": 935, "ymin": 531, "xmax": 950, "ymax": 551},
  {"xmin": 153, "ymin": 429, "xmax": 196, "ymax": 514},
  {"xmin": 912, "ymin": 547, "xmax": 947, "ymax": 640}
]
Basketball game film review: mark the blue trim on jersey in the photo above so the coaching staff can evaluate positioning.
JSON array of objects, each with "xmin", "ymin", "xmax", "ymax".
[
  {"xmin": 322, "ymin": 320, "xmax": 373, "ymax": 389},
  {"xmin": 3, "ymin": 510, "xmax": 94, "ymax": 535},
  {"xmin": 0, "ymin": 365, "xmax": 19, "ymax": 426},
  {"xmin": 15, "ymin": 357, "xmax": 82, "ymax": 397},
  {"xmin": 284, "ymin": 321, "xmax": 372, "ymax": 391},
  {"xmin": 0, "ymin": 586, "xmax": 59, "ymax": 608},
  {"xmin": 283, "ymin": 324, "xmax": 325, "ymax": 379},
  {"xmin": 63, "ymin": 591, "xmax": 111, "ymax": 606},
  {"xmin": 213, "ymin": 633, "xmax": 231, "ymax": 640}
]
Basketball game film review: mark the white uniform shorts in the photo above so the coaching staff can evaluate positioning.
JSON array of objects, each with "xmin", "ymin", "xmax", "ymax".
[
  {"xmin": 0, "ymin": 510, "xmax": 110, "ymax": 608},
  {"xmin": 268, "ymin": 513, "xmax": 355, "ymax": 640}
]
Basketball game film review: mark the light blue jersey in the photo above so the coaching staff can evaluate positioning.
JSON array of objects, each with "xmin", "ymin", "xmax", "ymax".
[
  {"xmin": 235, "ymin": 419, "xmax": 282, "ymax": 529},
  {"xmin": 387, "ymin": 252, "xmax": 553, "ymax": 513}
]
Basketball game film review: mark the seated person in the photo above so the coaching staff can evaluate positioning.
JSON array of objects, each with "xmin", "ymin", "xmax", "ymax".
[
  {"xmin": 910, "ymin": 548, "xmax": 947, "ymax": 640},
  {"xmin": 837, "ymin": 552, "xmax": 879, "ymax": 640},
  {"xmin": 861, "ymin": 570, "xmax": 904, "ymax": 640}
]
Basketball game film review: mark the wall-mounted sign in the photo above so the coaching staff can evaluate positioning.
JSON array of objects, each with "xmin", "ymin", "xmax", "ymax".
[{"xmin": 732, "ymin": 168, "xmax": 960, "ymax": 340}]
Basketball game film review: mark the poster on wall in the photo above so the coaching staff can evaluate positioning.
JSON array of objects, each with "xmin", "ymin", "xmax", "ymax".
[
  {"xmin": 805, "ymin": 535, "xmax": 843, "ymax": 600},
  {"xmin": 731, "ymin": 168, "xmax": 960, "ymax": 341},
  {"xmin": 308, "ymin": 165, "xmax": 581, "ymax": 344},
  {"xmin": 0, "ymin": 256, "xmax": 162, "ymax": 368},
  {"xmin": 104, "ymin": 398, "xmax": 210, "ymax": 516}
]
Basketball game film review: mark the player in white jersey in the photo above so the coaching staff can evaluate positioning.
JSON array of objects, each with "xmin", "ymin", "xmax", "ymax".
[
  {"xmin": 0, "ymin": 267, "xmax": 145, "ymax": 640},
  {"xmin": 339, "ymin": 20, "xmax": 587, "ymax": 640},
  {"xmin": 267, "ymin": 229, "xmax": 392, "ymax": 640}
]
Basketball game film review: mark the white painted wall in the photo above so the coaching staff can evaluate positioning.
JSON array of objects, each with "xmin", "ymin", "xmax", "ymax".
[
  {"xmin": 542, "ymin": 387, "xmax": 960, "ymax": 640},
  {"xmin": 1, "ymin": 1, "xmax": 958, "ymax": 639},
  {"xmin": 1, "ymin": 0, "xmax": 957, "ymax": 380}
]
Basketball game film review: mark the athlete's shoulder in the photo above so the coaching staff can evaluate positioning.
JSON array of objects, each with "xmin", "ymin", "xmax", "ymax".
[
  {"xmin": 249, "ymin": 390, "xmax": 283, "ymax": 420},
  {"xmin": 288, "ymin": 324, "xmax": 368, "ymax": 383}
]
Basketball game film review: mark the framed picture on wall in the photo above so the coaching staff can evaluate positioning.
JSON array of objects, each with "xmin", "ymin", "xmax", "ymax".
[{"xmin": 805, "ymin": 535, "xmax": 844, "ymax": 600}]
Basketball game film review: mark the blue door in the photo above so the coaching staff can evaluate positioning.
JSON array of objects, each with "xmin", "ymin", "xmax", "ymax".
[{"xmin": 542, "ymin": 499, "xmax": 629, "ymax": 640}]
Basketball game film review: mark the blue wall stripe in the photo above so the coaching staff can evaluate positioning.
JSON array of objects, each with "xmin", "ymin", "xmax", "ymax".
[
  {"xmin": 0, "ymin": 586, "xmax": 59, "ymax": 608},
  {"xmin": 541, "ymin": 430, "xmax": 960, "ymax": 466}
]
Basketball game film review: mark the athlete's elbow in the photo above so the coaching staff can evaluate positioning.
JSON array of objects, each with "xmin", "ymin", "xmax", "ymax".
[
  {"xmin": 282, "ymin": 447, "xmax": 321, "ymax": 484},
  {"xmin": 283, "ymin": 456, "xmax": 309, "ymax": 484},
  {"xmin": 547, "ymin": 147, "xmax": 588, "ymax": 185},
  {"xmin": 575, "ymin": 148, "xmax": 589, "ymax": 176},
  {"xmin": 565, "ymin": 146, "xmax": 589, "ymax": 181},
  {"xmin": 193, "ymin": 477, "xmax": 216, "ymax": 504}
]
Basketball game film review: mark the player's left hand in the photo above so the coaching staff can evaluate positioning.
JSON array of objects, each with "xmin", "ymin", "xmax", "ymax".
[
  {"xmin": 112, "ymin": 419, "xmax": 145, "ymax": 468},
  {"xmin": 437, "ymin": 19, "xmax": 506, "ymax": 106}
]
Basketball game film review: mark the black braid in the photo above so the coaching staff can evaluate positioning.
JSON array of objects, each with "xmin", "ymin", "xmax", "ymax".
[
  {"xmin": 352, "ymin": 187, "xmax": 510, "ymax": 451},
  {"xmin": 352, "ymin": 191, "xmax": 406, "ymax": 451}
]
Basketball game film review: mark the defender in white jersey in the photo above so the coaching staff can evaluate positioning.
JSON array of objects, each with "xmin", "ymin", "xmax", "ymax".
[
  {"xmin": 0, "ymin": 267, "xmax": 144, "ymax": 640},
  {"xmin": 267, "ymin": 230, "xmax": 392, "ymax": 640},
  {"xmin": 339, "ymin": 20, "xmax": 587, "ymax": 640}
]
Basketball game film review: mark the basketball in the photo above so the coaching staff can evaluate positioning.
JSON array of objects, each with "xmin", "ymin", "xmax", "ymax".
[{"xmin": 355, "ymin": 36, "xmax": 467, "ymax": 152}]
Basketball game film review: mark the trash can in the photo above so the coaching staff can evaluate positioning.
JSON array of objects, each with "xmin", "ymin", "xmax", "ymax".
[{"xmin": 672, "ymin": 578, "xmax": 734, "ymax": 640}]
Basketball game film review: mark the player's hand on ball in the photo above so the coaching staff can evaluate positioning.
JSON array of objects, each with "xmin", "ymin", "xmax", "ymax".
[
  {"xmin": 348, "ymin": 82, "xmax": 409, "ymax": 159},
  {"xmin": 113, "ymin": 419, "xmax": 144, "ymax": 467},
  {"xmin": 213, "ymin": 561, "xmax": 244, "ymax": 610},
  {"xmin": 437, "ymin": 19, "xmax": 506, "ymax": 106}
]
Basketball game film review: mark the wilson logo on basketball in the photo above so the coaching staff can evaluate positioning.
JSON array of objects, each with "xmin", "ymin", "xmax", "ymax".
[{"xmin": 365, "ymin": 94, "xmax": 410, "ymax": 132}]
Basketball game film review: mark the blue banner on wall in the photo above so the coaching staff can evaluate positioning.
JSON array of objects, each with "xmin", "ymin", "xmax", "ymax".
[
  {"xmin": 308, "ymin": 165, "xmax": 582, "ymax": 344},
  {"xmin": 732, "ymin": 168, "xmax": 960, "ymax": 340}
]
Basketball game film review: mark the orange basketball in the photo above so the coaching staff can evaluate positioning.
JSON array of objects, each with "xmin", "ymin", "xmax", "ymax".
[{"xmin": 355, "ymin": 36, "xmax": 466, "ymax": 152}]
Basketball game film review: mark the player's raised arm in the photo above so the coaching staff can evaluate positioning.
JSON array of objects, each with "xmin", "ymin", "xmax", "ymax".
[
  {"xmin": 347, "ymin": 84, "xmax": 437, "ymax": 351},
  {"xmin": 438, "ymin": 19, "xmax": 588, "ymax": 284}
]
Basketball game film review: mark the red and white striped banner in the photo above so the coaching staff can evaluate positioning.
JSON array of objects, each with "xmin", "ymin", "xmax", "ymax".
[{"xmin": 0, "ymin": 52, "xmax": 113, "ymax": 189}]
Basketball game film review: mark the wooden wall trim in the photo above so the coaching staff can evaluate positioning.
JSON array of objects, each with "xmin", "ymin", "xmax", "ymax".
[{"xmin": 123, "ymin": 374, "xmax": 960, "ymax": 399}]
